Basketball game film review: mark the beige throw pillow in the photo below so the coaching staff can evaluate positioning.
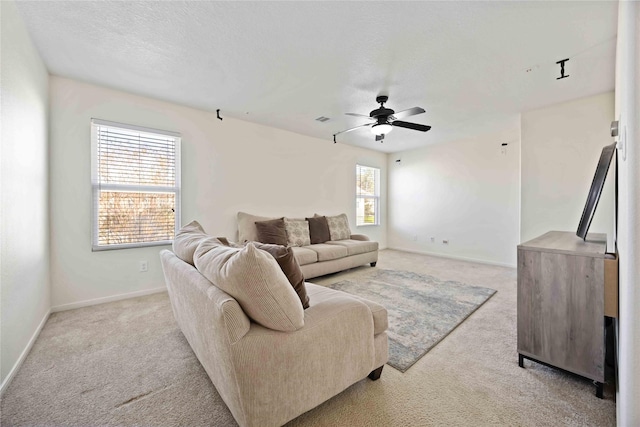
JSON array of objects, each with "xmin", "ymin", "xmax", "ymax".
[
  {"xmin": 284, "ymin": 218, "xmax": 311, "ymax": 247},
  {"xmin": 325, "ymin": 214, "xmax": 351, "ymax": 241},
  {"xmin": 173, "ymin": 220, "xmax": 210, "ymax": 265},
  {"xmin": 194, "ymin": 238, "xmax": 304, "ymax": 332}
]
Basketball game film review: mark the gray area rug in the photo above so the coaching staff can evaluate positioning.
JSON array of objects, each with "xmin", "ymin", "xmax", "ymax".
[{"xmin": 327, "ymin": 269, "xmax": 496, "ymax": 372}]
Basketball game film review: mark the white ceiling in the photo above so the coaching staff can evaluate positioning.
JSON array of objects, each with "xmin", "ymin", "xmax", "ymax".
[{"xmin": 15, "ymin": 1, "xmax": 618, "ymax": 153}]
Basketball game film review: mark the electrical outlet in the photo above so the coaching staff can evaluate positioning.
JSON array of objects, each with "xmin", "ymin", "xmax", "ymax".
[
  {"xmin": 139, "ymin": 261, "xmax": 148, "ymax": 272},
  {"xmin": 430, "ymin": 237, "xmax": 435, "ymax": 243},
  {"xmin": 442, "ymin": 239, "xmax": 449, "ymax": 245}
]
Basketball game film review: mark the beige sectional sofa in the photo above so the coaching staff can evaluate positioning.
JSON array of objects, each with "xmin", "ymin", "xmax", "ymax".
[
  {"xmin": 160, "ymin": 227, "xmax": 388, "ymax": 427},
  {"xmin": 237, "ymin": 212, "xmax": 379, "ymax": 279}
]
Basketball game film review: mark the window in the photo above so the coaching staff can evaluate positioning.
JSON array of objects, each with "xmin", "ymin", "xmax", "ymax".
[
  {"xmin": 356, "ymin": 164, "xmax": 380, "ymax": 226},
  {"xmin": 91, "ymin": 119, "xmax": 181, "ymax": 250}
]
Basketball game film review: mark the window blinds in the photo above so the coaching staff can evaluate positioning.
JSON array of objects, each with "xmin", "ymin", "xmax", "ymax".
[{"xmin": 91, "ymin": 119, "xmax": 181, "ymax": 250}]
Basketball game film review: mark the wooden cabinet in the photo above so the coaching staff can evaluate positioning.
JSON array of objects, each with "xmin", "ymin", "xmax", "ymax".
[{"xmin": 517, "ymin": 231, "xmax": 617, "ymax": 398}]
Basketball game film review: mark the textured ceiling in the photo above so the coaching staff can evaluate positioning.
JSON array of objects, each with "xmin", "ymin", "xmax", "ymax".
[{"xmin": 15, "ymin": 1, "xmax": 618, "ymax": 153}]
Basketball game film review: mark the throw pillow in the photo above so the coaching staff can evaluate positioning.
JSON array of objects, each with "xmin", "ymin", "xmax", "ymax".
[
  {"xmin": 306, "ymin": 216, "xmax": 331, "ymax": 244},
  {"xmin": 194, "ymin": 238, "xmax": 304, "ymax": 332},
  {"xmin": 325, "ymin": 213, "xmax": 351, "ymax": 241},
  {"xmin": 173, "ymin": 220, "xmax": 210, "ymax": 265},
  {"xmin": 252, "ymin": 243, "xmax": 310, "ymax": 309},
  {"xmin": 284, "ymin": 218, "xmax": 311, "ymax": 247},
  {"xmin": 255, "ymin": 218, "xmax": 288, "ymax": 246},
  {"xmin": 237, "ymin": 211, "xmax": 277, "ymax": 243}
]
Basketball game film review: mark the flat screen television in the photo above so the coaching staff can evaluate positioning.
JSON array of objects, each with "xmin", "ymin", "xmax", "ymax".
[{"xmin": 576, "ymin": 142, "xmax": 616, "ymax": 240}]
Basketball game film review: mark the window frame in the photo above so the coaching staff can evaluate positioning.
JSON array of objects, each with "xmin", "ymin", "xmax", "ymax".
[
  {"xmin": 90, "ymin": 118, "xmax": 181, "ymax": 251},
  {"xmin": 356, "ymin": 164, "xmax": 380, "ymax": 227}
]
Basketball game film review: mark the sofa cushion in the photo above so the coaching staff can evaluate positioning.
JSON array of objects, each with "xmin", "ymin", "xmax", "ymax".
[
  {"xmin": 290, "ymin": 246, "xmax": 318, "ymax": 266},
  {"xmin": 326, "ymin": 239, "xmax": 379, "ymax": 256},
  {"xmin": 284, "ymin": 218, "xmax": 311, "ymax": 247},
  {"xmin": 172, "ymin": 220, "xmax": 210, "ymax": 265},
  {"xmin": 237, "ymin": 212, "xmax": 276, "ymax": 243},
  {"xmin": 306, "ymin": 216, "xmax": 331, "ymax": 244},
  {"xmin": 305, "ymin": 283, "xmax": 387, "ymax": 335},
  {"xmin": 307, "ymin": 243, "xmax": 348, "ymax": 262},
  {"xmin": 194, "ymin": 238, "xmax": 304, "ymax": 332},
  {"xmin": 324, "ymin": 213, "xmax": 351, "ymax": 241},
  {"xmin": 255, "ymin": 217, "xmax": 288, "ymax": 246},
  {"xmin": 252, "ymin": 242, "xmax": 309, "ymax": 309}
]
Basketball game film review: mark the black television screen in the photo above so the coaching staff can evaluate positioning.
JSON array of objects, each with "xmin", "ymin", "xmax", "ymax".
[{"xmin": 576, "ymin": 142, "xmax": 616, "ymax": 240}]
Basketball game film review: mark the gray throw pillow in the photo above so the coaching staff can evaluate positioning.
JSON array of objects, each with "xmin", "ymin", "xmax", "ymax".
[
  {"xmin": 255, "ymin": 217, "xmax": 288, "ymax": 245},
  {"xmin": 237, "ymin": 212, "xmax": 276, "ymax": 243},
  {"xmin": 306, "ymin": 216, "xmax": 331, "ymax": 244}
]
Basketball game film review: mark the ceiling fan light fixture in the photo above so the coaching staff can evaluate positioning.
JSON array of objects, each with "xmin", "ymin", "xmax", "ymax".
[{"xmin": 371, "ymin": 123, "xmax": 393, "ymax": 135}]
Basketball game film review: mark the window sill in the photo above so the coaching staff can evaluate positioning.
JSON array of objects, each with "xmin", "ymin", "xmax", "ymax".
[{"xmin": 92, "ymin": 240, "xmax": 173, "ymax": 252}]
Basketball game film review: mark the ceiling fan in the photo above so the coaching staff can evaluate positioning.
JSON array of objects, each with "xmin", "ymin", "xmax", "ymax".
[{"xmin": 333, "ymin": 95, "xmax": 431, "ymax": 143}]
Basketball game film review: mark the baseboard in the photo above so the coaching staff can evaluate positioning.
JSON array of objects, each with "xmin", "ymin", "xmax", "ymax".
[
  {"xmin": 386, "ymin": 247, "xmax": 516, "ymax": 269},
  {"xmin": 51, "ymin": 286, "xmax": 167, "ymax": 313},
  {"xmin": 0, "ymin": 308, "xmax": 51, "ymax": 396}
]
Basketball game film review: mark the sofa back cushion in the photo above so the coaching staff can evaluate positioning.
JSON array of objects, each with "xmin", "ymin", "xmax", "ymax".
[
  {"xmin": 173, "ymin": 220, "xmax": 210, "ymax": 265},
  {"xmin": 306, "ymin": 216, "xmax": 331, "ymax": 244},
  {"xmin": 255, "ymin": 218, "xmax": 288, "ymax": 245},
  {"xmin": 194, "ymin": 238, "xmax": 305, "ymax": 332},
  {"xmin": 284, "ymin": 218, "xmax": 311, "ymax": 247},
  {"xmin": 237, "ymin": 212, "xmax": 276, "ymax": 243},
  {"xmin": 252, "ymin": 243, "xmax": 309, "ymax": 309}
]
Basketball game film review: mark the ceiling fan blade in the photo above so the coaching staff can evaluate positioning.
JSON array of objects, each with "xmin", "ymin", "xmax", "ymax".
[
  {"xmin": 391, "ymin": 120, "xmax": 431, "ymax": 132},
  {"xmin": 345, "ymin": 113, "xmax": 375, "ymax": 120},
  {"xmin": 392, "ymin": 107, "xmax": 425, "ymax": 120},
  {"xmin": 375, "ymin": 134, "xmax": 385, "ymax": 142},
  {"xmin": 334, "ymin": 122, "xmax": 372, "ymax": 136}
]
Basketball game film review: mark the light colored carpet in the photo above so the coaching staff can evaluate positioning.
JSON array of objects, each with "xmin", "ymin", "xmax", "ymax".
[
  {"xmin": 327, "ymin": 269, "xmax": 496, "ymax": 372},
  {"xmin": 1, "ymin": 249, "xmax": 616, "ymax": 426}
]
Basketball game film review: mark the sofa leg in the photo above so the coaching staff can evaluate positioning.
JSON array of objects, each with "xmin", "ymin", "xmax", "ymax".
[
  {"xmin": 370, "ymin": 262, "xmax": 377, "ymax": 267},
  {"xmin": 368, "ymin": 366, "xmax": 383, "ymax": 380}
]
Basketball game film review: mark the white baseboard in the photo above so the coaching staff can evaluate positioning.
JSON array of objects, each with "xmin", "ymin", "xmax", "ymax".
[
  {"xmin": 51, "ymin": 286, "xmax": 167, "ymax": 313},
  {"xmin": 0, "ymin": 308, "xmax": 51, "ymax": 396},
  {"xmin": 386, "ymin": 246, "xmax": 517, "ymax": 269}
]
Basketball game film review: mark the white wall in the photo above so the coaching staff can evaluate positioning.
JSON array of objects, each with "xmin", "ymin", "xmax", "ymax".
[
  {"xmin": 0, "ymin": 1, "xmax": 50, "ymax": 389},
  {"xmin": 49, "ymin": 76, "xmax": 387, "ymax": 309},
  {"xmin": 387, "ymin": 124, "xmax": 521, "ymax": 267},
  {"xmin": 520, "ymin": 92, "xmax": 615, "ymax": 248},
  {"xmin": 614, "ymin": 2, "xmax": 640, "ymax": 425}
]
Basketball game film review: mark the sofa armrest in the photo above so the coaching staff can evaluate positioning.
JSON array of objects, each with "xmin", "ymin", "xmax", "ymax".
[
  {"xmin": 350, "ymin": 234, "xmax": 370, "ymax": 241},
  {"xmin": 229, "ymin": 292, "xmax": 376, "ymax": 427}
]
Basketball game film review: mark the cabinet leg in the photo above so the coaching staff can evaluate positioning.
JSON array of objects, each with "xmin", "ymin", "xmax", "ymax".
[
  {"xmin": 519, "ymin": 354, "xmax": 524, "ymax": 368},
  {"xmin": 595, "ymin": 381, "xmax": 603, "ymax": 399}
]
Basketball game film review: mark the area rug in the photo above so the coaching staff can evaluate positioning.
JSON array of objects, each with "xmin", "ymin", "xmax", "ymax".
[{"xmin": 327, "ymin": 269, "xmax": 496, "ymax": 372}]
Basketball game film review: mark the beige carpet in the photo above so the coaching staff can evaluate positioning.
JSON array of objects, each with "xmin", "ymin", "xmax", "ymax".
[{"xmin": 1, "ymin": 249, "xmax": 616, "ymax": 426}]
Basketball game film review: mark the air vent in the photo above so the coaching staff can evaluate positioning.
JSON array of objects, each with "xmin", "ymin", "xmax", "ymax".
[{"xmin": 315, "ymin": 116, "xmax": 330, "ymax": 123}]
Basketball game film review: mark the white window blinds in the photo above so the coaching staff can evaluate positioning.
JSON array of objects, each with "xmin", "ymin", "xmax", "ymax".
[
  {"xmin": 356, "ymin": 164, "xmax": 380, "ymax": 226},
  {"xmin": 91, "ymin": 119, "xmax": 181, "ymax": 250}
]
